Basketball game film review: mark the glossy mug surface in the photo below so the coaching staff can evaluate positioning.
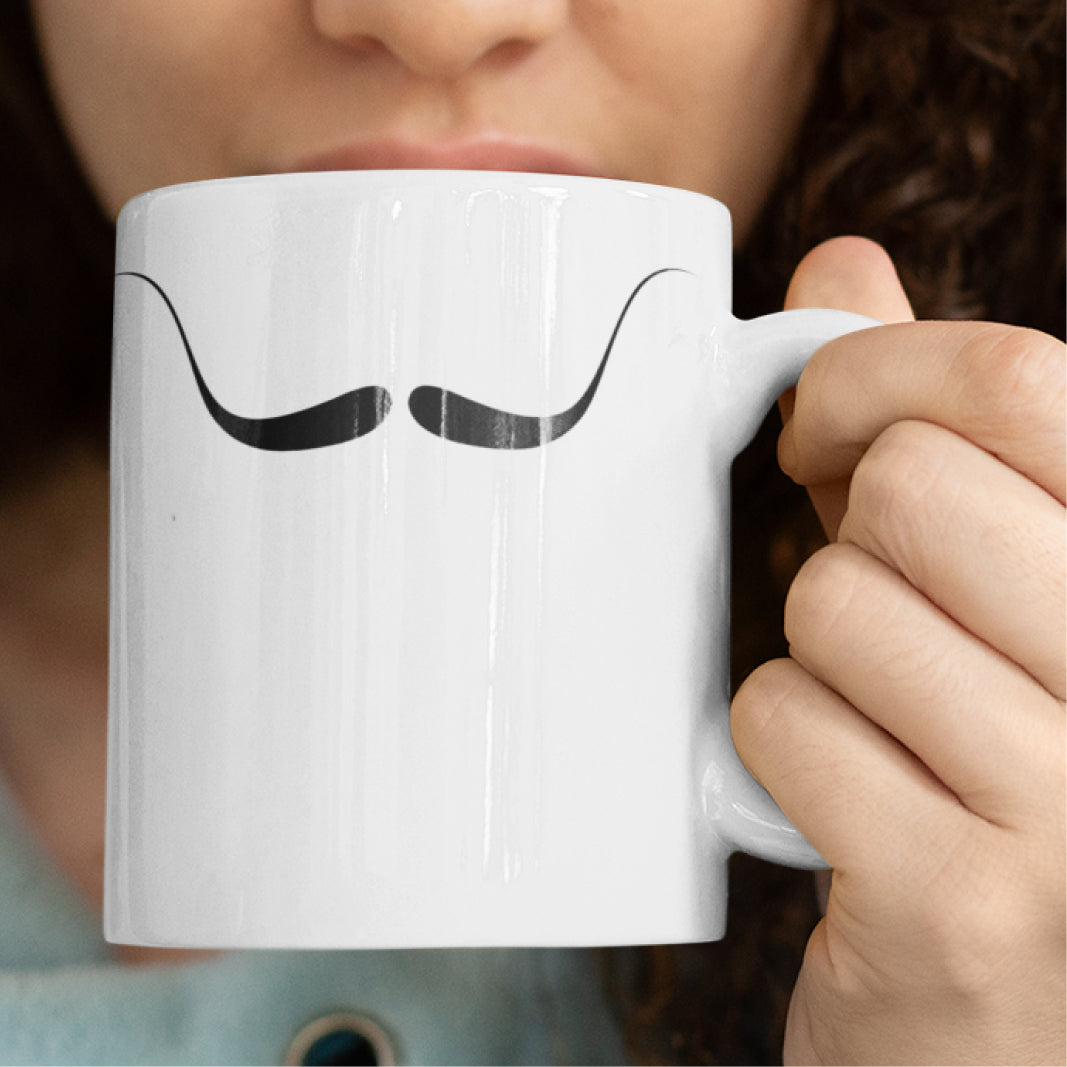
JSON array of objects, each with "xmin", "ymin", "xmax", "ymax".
[{"xmin": 106, "ymin": 171, "xmax": 873, "ymax": 948}]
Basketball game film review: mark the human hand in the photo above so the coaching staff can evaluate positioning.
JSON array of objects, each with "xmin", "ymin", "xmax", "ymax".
[{"xmin": 732, "ymin": 237, "xmax": 1066, "ymax": 1065}]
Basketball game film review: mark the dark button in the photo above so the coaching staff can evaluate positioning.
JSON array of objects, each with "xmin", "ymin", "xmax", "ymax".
[{"xmin": 284, "ymin": 1013, "xmax": 397, "ymax": 1067}]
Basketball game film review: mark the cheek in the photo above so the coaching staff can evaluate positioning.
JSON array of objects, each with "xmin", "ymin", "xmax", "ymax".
[
  {"xmin": 31, "ymin": 0, "xmax": 284, "ymax": 217},
  {"xmin": 600, "ymin": 1, "xmax": 831, "ymax": 228}
]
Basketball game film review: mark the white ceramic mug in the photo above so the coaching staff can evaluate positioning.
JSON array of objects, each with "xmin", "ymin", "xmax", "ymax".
[{"xmin": 106, "ymin": 171, "xmax": 875, "ymax": 949}]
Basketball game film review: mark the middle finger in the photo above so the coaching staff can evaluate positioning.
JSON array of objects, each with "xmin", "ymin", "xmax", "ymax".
[{"xmin": 837, "ymin": 419, "xmax": 1066, "ymax": 699}]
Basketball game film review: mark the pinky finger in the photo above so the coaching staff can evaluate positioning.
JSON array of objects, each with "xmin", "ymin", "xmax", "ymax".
[{"xmin": 732, "ymin": 657, "xmax": 974, "ymax": 881}]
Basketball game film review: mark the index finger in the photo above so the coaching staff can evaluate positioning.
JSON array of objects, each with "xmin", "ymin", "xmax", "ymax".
[{"xmin": 778, "ymin": 320, "xmax": 1067, "ymax": 504}]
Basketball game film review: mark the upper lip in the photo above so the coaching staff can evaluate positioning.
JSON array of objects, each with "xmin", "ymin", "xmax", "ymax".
[{"xmin": 290, "ymin": 136, "xmax": 604, "ymax": 178}]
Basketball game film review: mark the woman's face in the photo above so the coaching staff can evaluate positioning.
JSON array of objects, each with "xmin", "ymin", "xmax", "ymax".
[{"xmin": 31, "ymin": 0, "xmax": 831, "ymax": 240}]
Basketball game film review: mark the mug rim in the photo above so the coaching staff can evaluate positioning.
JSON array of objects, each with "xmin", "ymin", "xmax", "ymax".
[{"xmin": 117, "ymin": 169, "xmax": 732, "ymax": 226}]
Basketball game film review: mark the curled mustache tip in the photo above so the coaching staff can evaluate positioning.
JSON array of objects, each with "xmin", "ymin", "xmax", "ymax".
[{"xmin": 117, "ymin": 271, "xmax": 391, "ymax": 450}]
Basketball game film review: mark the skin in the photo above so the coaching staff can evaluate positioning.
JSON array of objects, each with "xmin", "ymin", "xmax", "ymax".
[
  {"xmin": 30, "ymin": 0, "xmax": 829, "ymax": 240},
  {"xmin": 746, "ymin": 240, "xmax": 1066, "ymax": 1064},
  {"xmin": 10, "ymin": 0, "xmax": 1066, "ymax": 1061}
]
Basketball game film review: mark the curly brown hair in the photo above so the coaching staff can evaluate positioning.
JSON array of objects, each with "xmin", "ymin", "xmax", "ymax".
[
  {"xmin": 0, "ymin": 1, "xmax": 113, "ymax": 493},
  {"xmin": 0, "ymin": 0, "xmax": 1063, "ymax": 1063}
]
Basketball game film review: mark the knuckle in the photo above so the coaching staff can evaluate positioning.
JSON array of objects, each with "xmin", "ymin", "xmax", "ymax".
[
  {"xmin": 791, "ymin": 345, "xmax": 853, "ymax": 467},
  {"xmin": 731, "ymin": 660, "xmax": 826, "ymax": 799},
  {"xmin": 847, "ymin": 420, "xmax": 952, "ymax": 531},
  {"xmin": 843, "ymin": 421, "xmax": 961, "ymax": 563},
  {"xmin": 730, "ymin": 658, "xmax": 798, "ymax": 758},
  {"xmin": 784, "ymin": 542, "xmax": 869, "ymax": 650},
  {"xmin": 956, "ymin": 324, "xmax": 1066, "ymax": 437}
]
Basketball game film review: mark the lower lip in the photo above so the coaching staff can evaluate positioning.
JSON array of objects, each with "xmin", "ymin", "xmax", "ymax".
[{"xmin": 293, "ymin": 140, "xmax": 602, "ymax": 178}]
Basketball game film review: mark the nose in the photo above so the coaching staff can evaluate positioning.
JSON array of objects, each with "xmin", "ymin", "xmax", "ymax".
[{"xmin": 310, "ymin": 0, "xmax": 570, "ymax": 81}]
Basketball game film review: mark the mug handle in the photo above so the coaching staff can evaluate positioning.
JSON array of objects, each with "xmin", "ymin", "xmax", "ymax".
[{"xmin": 703, "ymin": 307, "xmax": 880, "ymax": 869}]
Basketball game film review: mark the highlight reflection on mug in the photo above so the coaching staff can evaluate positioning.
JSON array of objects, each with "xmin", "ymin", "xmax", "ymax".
[{"xmin": 117, "ymin": 267, "xmax": 687, "ymax": 451}]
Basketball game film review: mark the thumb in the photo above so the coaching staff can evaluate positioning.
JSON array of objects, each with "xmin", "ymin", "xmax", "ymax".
[
  {"xmin": 778, "ymin": 237, "xmax": 914, "ymax": 538},
  {"xmin": 783, "ymin": 235, "xmax": 915, "ymax": 322}
]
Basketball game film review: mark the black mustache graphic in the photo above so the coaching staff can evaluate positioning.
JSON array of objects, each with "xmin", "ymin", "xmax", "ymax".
[
  {"xmin": 117, "ymin": 272, "xmax": 391, "ymax": 450},
  {"xmin": 408, "ymin": 267, "xmax": 686, "ymax": 448},
  {"xmin": 118, "ymin": 266, "xmax": 686, "ymax": 451}
]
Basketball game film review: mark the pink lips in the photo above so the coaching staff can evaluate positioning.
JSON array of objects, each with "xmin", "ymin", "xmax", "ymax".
[{"xmin": 292, "ymin": 137, "xmax": 603, "ymax": 178}]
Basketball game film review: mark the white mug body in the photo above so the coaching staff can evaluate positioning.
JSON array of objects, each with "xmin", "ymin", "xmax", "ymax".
[{"xmin": 107, "ymin": 171, "xmax": 849, "ymax": 948}]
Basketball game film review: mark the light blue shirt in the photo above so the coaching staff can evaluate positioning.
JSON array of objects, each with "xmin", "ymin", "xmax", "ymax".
[{"xmin": 0, "ymin": 778, "xmax": 629, "ymax": 1065}]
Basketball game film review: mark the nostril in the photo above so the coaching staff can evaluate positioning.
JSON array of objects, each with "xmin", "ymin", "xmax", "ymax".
[
  {"xmin": 310, "ymin": 0, "xmax": 569, "ymax": 82},
  {"xmin": 327, "ymin": 33, "xmax": 392, "ymax": 58},
  {"xmin": 481, "ymin": 37, "xmax": 537, "ymax": 68}
]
